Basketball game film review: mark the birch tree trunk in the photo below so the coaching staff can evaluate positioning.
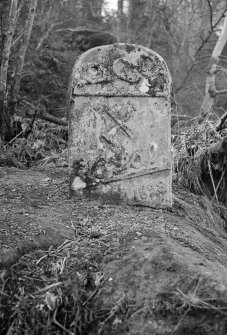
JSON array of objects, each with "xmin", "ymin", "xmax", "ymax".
[
  {"xmin": 198, "ymin": 13, "xmax": 227, "ymax": 123},
  {"xmin": 11, "ymin": 0, "xmax": 38, "ymax": 108},
  {"xmin": 116, "ymin": 0, "xmax": 124, "ymax": 41},
  {"xmin": 0, "ymin": 0, "xmax": 18, "ymax": 142},
  {"xmin": 118, "ymin": 0, "xmax": 124, "ymax": 16}
]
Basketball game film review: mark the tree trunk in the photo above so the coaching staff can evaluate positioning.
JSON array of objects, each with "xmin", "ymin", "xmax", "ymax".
[
  {"xmin": 118, "ymin": 0, "xmax": 124, "ymax": 16},
  {"xmin": 0, "ymin": 0, "xmax": 18, "ymax": 142},
  {"xmin": 198, "ymin": 14, "xmax": 227, "ymax": 123},
  {"xmin": 11, "ymin": 0, "xmax": 38, "ymax": 108}
]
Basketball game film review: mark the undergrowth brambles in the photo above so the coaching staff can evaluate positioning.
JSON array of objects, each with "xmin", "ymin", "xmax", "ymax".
[
  {"xmin": 0, "ymin": 119, "xmax": 68, "ymax": 168},
  {"xmin": 0, "ymin": 240, "xmax": 133, "ymax": 335},
  {"xmin": 172, "ymin": 120, "xmax": 227, "ymax": 207},
  {"xmin": 1, "ymin": 115, "xmax": 226, "ymax": 209}
]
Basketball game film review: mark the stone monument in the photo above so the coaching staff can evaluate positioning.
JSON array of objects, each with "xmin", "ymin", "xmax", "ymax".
[{"xmin": 68, "ymin": 43, "xmax": 172, "ymax": 208}]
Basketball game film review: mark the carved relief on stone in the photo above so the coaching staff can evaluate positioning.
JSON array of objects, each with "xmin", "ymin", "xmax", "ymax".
[{"xmin": 69, "ymin": 44, "xmax": 172, "ymax": 208}]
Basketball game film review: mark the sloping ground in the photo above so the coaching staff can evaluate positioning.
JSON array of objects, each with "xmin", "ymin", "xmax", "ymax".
[{"xmin": 0, "ymin": 167, "xmax": 227, "ymax": 334}]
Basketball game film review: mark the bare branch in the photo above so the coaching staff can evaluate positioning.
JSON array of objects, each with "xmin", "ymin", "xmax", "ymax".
[
  {"xmin": 216, "ymin": 89, "xmax": 227, "ymax": 95},
  {"xmin": 24, "ymin": 101, "xmax": 68, "ymax": 126},
  {"xmin": 206, "ymin": 0, "xmax": 213, "ymax": 30},
  {"xmin": 36, "ymin": 22, "xmax": 64, "ymax": 51},
  {"xmin": 198, "ymin": 12, "xmax": 227, "ymax": 123},
  {"xmin": 16, "ymin": 0, "xmax": 25, "ymax": 22},
  {"xmin": 216, "ymin": 111, "xmax": 227, "ymax": 132},
  {"xmin": 176, "ymin": 5, "xmax": 227, "ymax": 93},
  {"xmin": 11, "ymin": 29, "xmax": 24, "ymax": 47}
]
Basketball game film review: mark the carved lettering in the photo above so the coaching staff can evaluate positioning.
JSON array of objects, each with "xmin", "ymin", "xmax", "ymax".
[{"xmin": 69, "ymin": 44, "xmax": 172, "ymax": 208}]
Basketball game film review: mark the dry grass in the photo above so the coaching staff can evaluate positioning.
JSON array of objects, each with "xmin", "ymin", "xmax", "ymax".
[
  {"xmin": 0, "ymin": 240, "xmax": 108, "ymax": 335},
  {"xmin": 172, "ymin": 119, "xmax": 227, "ymax": 205},
  {"xmin": 0, "ymin": 237, "xmax": 134, "ymax": 335}
]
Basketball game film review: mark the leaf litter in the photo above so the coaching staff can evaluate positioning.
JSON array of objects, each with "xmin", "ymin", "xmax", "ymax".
[{"xmin": 1, "ymin": 166, "xmax": 227, "ymax": 334}]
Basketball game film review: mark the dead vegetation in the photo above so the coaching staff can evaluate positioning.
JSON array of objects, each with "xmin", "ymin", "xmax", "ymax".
[
  {"xmin": 1, "ymin": 229, "xmax": 227, "ymax": 335},
  {"xmin": 172, "ymin": 119, "xmax": 227, "ymax": 208},
  {"xmin": 0, "ymin": 241, "xmax": 111, "ymax": 335},
  {"xmin": 0, "ymin": 118, "xmax": 68, "ymax": 168},
  {"xmin": 0, "ymin": 114, "xmax": 227, "ymax": 334},
  {"xmin": 1, "ymin": 0, "xmax": 227, "ymax": 333}
]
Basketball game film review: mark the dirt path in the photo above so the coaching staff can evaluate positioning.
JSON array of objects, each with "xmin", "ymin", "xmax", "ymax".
[
  {"xmin": 1, "ymin": 167, "xmax": 227, "ymax": 334},
  {"xmin": 1, "ymin": 166, "xmax": 227, "ymax": 269},
  {"xmin": 0, "ymin": 166, "xmax": 175, "ymax": 265}
]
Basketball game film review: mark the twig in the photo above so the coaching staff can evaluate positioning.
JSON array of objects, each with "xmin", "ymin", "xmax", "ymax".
[
  {"xmin": 215, "ymin": 89, "xmax": 227, "ymax": 95},
  {"xmin": 33, "ymin": 281, "xmax": 63, "ymax": 294},
  {"xmin": 172, "ymin": 275, "xmax": 203, "ymax": 334},
  {"xmin": 36, "ymin": 254, "xmax": 48, "ymax": 265},
  {"xmin": 206, "ymin": 0, "xmax": 213, "ymax": 30},
  {"xmin": 53, "ymin": 308, "xmax": 75, "ymax": 335},
  {"xmin": 36, "ymin": 245, "xmax": 55, "ymax": 265},
  {"xmin": 16, "ymin": 0, "xmax": 25, "ymax": 21},
  {"xmin": 172, "ymin": 306, "xmax": 191, "ymax": 334},
  {"xmin": 216, "ymin": 110, "xmax": 227, "ymax": 132},
  {"xmin": 214, "ymin": 168, "xmax": 225, "ymax": 197},
  {"xmin": 11, "ymin": 30, "xmax": 24, "ymax": 47},
  {"xmin": 25, "ymin": 107, "xmax": 68, "ymax": 126},
  {"xmin": 56, "ymin": 240, "xmax": 73, "ymax": 252},
  {"xmin": 130, "ymin": 306, "xmax": 146, "ymax": 318},
  {"xmin": 6, "ymin": 320, "xmax": 16, "ymax": 335},
  {"xmin": 36, "ymin": 21, "xmax": 64, "ymax": 51},
  {"xmin": 89, "ymin": 167, "xmax": 171, "ymax": 188},
  {"xmin": 207, "ymin": 158, "xmax": 219, "ymax": 204},
  {"xmin": 8, "ymin": 130, "xmax": 23, "ymax": 144},
  {"xmin": 83, "ymin": 287, "xmax": 100, "ymax": 306},
  {"xmin": 0, "ymin": 277, "xmax": 10, "ymax": 305},
  {"xmin": 83, "ymin": 274, "xmax": 107, "ymax": 306},
  {"xmin": 99, "ymin": 294, "xmax": 126, "ymax": 334}
]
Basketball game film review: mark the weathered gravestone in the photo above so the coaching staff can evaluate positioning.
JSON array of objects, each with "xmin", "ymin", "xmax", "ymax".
[{"xmin": 68, "ymin": 43, "xmax": 172, "ymax": 208}]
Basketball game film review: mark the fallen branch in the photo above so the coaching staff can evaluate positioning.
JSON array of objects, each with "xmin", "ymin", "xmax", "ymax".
[
  {"xmin": 25, "ymin": 108, "xmax": 68, "ymax": 126},
  {"xmin": 39, "ymin": 111, "xmax": 68, "ymax": 126}
]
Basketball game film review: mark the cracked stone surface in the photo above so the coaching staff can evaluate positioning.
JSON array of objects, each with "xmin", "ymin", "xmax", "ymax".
[{"xmin": 69, "ymin": 43, "xmax": 172, "ymax": 208}]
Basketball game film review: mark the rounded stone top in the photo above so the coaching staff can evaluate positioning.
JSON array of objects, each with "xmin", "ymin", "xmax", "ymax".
[{"xmin": 71, "ymin": 43, "xmax": 172, "ymax": 97}]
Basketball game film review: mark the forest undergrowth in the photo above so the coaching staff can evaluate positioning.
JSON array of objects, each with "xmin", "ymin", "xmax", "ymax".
[{"xmin": 0, "ymin": 114, "xmax": 227, "ymax": 335}]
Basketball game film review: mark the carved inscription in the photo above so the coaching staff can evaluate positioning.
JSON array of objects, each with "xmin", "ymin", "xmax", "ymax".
[
  {"xmin": 134, "ymin": 180, "xmax": 166, "ymax": 204},
  {"xmin": 69, "ymin": 44, "xmax": 172, "ymax": 208}
]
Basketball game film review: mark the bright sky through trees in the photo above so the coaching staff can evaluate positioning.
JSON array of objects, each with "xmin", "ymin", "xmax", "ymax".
[{"xmin": 104, "ymin": 0, "xmax": 118, "ymax": 12}]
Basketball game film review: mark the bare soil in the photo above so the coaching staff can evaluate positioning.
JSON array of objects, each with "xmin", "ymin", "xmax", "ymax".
[{"xmin": 1, "ymin": 166, "xmax": 227, "ymax": 334}]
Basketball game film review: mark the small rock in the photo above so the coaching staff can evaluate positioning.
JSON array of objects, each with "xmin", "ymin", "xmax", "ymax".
[
  {"xmin": 90, "ymin": 230, "xmax": 102, "ymax": 239},
  {"xmin": 136, "ymin": 232, "xmax": 143, "ymax": 237}
]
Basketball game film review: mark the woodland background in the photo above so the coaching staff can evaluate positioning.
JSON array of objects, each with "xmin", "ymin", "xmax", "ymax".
[
  {"xmin": 1, "ymin": 0, "xmax": 227, "ymax": 142},
  {"xmin": 1, "ymin": 3, "xmax": 227, "ymax": 334}
]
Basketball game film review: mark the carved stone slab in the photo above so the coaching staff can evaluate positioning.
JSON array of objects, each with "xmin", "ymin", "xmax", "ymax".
[{"xmin": 69, "ymin": 43, "xmax": 172, "ymax": 208}]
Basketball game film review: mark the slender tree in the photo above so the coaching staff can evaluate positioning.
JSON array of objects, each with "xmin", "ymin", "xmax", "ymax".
[
  {"xmin": 11, "ymin": 0, "xmax": 38, "ymax": 109},
  {"xmin": 198, "ymin": 11, "xmax": 227, "ymax": 123},
  {"xmin": 0, "ymin": 0, "xmax": 18, "ymax": 142}
]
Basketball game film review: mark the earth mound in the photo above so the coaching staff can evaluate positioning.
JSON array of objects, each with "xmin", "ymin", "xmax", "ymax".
[{"xmin": 0, "ymin": 167, "xmax": 227, "ymax": 334}]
